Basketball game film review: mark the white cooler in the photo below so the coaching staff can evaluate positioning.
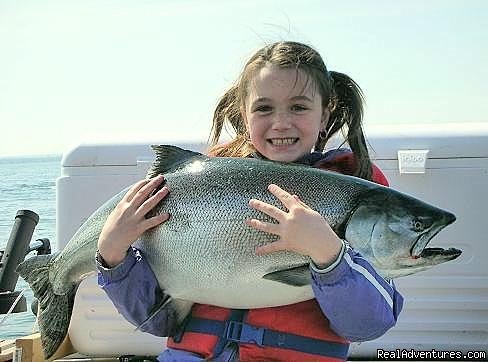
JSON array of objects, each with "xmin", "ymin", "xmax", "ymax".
[{"xmin": 56, "ymin": 125, "xmax": 488, "ymax": 357}]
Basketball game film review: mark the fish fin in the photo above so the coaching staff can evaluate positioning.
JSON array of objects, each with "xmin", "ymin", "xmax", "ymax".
[
  {"xmin": 16, "ymin": 254, "xmax": 77, "ymax": 359},
  {"xmin": 263, "ymin": 265, "xmax": 311, "ymax": 287},
  {"xmin": 147, "ymin": 145, "xmax": 204, "ymax": 177}
]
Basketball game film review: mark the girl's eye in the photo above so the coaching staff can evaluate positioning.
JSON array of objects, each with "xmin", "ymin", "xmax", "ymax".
[
  {"xmin": 291, "ymin": 105, "xmax": 308, "ymax": 112},
  {"xmin": 253, "ymin": 105, "xmax": 272, "ymax": 113}
]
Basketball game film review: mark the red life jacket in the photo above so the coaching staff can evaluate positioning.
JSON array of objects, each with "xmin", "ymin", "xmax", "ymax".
[
  {"xmin": 167, "ymin": 301, "xmax": 349, "ymax": 361},
  {"xmin": 166, "ymin": 151, "xmax": 389, "ymax": 361},
  {"xmin": 314, "ymin": 149, "xmax": 389, "ymax": 187}
]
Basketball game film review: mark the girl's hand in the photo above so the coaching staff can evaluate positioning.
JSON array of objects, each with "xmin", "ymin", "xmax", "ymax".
[
  {"xmin": 97, "ymin": 174, "xmax": 170, "ymax": 267},
  {"xmin": 246, "ymin": 184, "xmax": 342, "ymax": 266}
]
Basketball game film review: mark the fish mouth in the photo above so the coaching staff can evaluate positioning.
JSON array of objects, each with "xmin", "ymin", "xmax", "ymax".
[
  {"xmin": 419, "ymin": 247, "xmax": 462, "ymax": 259},
  {"xmin": 410, "ymin": 211, "xmax": 457, "ymax": 259}
]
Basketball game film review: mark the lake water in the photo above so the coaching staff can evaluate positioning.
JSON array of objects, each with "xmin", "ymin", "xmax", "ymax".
[{"xmin": 0, "ymin": 155, "xmax": 60, "ymax": 339}]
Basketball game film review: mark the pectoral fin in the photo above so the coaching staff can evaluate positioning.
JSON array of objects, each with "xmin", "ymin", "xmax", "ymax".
[{"xmin": 263, "ymin": 265, "xmax": 311, "ymax": 286}]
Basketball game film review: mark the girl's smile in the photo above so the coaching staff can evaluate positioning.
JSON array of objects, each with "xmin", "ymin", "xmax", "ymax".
[{"xmin": 268, "ymin": 137, "xmax": 298, "ymax": 146}]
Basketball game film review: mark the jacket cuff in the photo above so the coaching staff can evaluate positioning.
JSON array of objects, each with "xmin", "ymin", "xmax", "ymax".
[
  {"xmin": 309, "ymin": 239, "xmax": 346, "ymax": 274},
  {"xmin": 96, "ymin": 247, "xmax": 137, "ymax": 284},
  {"xmin": 310, "ymin": 256, "xmax": 350, "ymax": 285}
]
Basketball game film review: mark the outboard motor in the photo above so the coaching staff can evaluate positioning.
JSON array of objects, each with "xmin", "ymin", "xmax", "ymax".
[{"xmin": 0, "ymin": 210, "xmax": 51, "ymax": 314}]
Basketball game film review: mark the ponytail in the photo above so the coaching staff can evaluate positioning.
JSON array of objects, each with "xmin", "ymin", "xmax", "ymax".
[
  {"xmin": 208, "ymin": 85, "xmax": 255, "ymax": 157},
  {"xmin": 315, "ymin": 71, "xmax": 373, "ymax": 180}
]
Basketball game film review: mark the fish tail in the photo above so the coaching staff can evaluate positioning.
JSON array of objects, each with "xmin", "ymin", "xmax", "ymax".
[{"xmin": 16, "ymin": 254, "xmax": 76, "ymax": 359}]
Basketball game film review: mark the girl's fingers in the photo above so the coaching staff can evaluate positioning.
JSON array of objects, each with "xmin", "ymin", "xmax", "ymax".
[
  {"xmin": 245, "ymin": 218, "xmax": 280, "ymax": 235},
  {"xmin": 131, "ymin": 175, "xmax": 165, "ymax": 206},
  {"xmin": 292, "ymin": 194, "xmax": 312, "ymax": 209},
  {"xmin": 267, "ymin": 184, "xmax": 297, "ymax": 210},
  {"xmin": 141, "ymin": 212, "xmax": 170, "ymax": 232},
  {"xmin": 123, "ymin": 179, "xmax": 151, "ymax": 202},
  {"xmin": 255, "ymin": 240, "xmax": 287, "ymax": 255},
  {"xmin": 136, "ymin": 186, "xmax": 169, "ymax": 217},
  {"xmin": 249, "ymin": 198, "xmax": 286, "ymax": 220}
]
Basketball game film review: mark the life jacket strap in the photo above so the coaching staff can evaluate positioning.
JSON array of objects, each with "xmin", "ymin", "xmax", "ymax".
[
  {"xmin": 176, "ymin": 317, "xmax": 349, "ymax": 359},
  {"xmin": 212, "ymin": 309, "xmax": 247, "ymax": 357}
]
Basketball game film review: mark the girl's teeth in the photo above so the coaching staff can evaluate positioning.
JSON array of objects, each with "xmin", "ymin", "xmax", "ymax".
[{"xmin": 270, "ymin": 138, "xmax": 297, "ymax": 145}]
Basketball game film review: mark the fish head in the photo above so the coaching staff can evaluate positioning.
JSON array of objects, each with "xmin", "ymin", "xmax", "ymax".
[{"xmin": 344, "ymin": 188, "xmax": 460, "ymax": 279}]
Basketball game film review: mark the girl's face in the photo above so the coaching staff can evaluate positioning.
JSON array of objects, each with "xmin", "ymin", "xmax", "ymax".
[{"xmin": 243, "ymin": 66, "xmax": 329, "ymax": 163}]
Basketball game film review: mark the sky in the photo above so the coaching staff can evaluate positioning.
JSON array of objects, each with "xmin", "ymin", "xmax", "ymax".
[{"xmin": 0, "ymin": 0, "xmax": 487, "ymax": 157}]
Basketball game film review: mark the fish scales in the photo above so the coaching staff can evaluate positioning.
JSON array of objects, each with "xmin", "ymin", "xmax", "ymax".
[{"xmin": 134, "ymin": 157, "xmax": 374, "ymax": 307}]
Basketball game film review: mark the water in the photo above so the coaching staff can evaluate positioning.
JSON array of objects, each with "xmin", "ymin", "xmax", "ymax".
[{"xmin": 0, "ymin": 155, "xmax": 60, "ymax": 339}]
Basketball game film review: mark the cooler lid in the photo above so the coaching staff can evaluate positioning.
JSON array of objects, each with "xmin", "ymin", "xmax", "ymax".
[
  {"xmin": 61, "ymin": 123, "xmax": 488, "ymax": 167},
  {"xmin": 61, "ymin": 140, "xmax": 207, "ymax": 167},
  {"xmin": 364, "ymin": 122, "xmax": 488, "ymax": 160}
]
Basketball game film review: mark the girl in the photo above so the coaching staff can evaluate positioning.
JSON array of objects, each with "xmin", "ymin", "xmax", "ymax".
[{"xmin": 96, "ymin": 41, "xmax": 403, "ymax": 361}]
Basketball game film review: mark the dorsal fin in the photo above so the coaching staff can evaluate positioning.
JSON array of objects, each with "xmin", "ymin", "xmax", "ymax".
[{"xmin": 147, "ymin": 145, "xmax": 203, "ymax": 178}]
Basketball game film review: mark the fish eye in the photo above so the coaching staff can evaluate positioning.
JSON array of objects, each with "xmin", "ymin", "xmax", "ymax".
[
  {"xmin": 411, "ymin": 218, "xmax": 425, "ymax": 232},
  {"xmin": 409, "ymin": 215, "xmax": 434, "ymax": 232}
]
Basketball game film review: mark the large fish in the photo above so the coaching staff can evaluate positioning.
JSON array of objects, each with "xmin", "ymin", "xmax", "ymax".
[{"xmin": 17, "ymin": 145, "xmax": 460, "ymax": 358}]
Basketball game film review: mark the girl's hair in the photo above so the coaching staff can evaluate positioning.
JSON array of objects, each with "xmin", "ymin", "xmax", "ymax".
[{"xmin": 208, "ymin": 41, "xmax": 373, "ymax": 180}]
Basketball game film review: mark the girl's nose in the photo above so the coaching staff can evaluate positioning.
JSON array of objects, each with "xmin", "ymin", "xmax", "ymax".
[{"xmin": 271, "ymin": 112, "xmax": 292, "ymax": 130}]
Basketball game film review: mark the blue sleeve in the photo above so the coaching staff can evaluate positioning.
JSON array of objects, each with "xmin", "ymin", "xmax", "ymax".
[
  {"xmin": 310, "ymin": 245, "xmax": 403, "ymax": 342},
  {"xmin": 96, "ymin": 247, "xmax": 178, "ymax": 337}
]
